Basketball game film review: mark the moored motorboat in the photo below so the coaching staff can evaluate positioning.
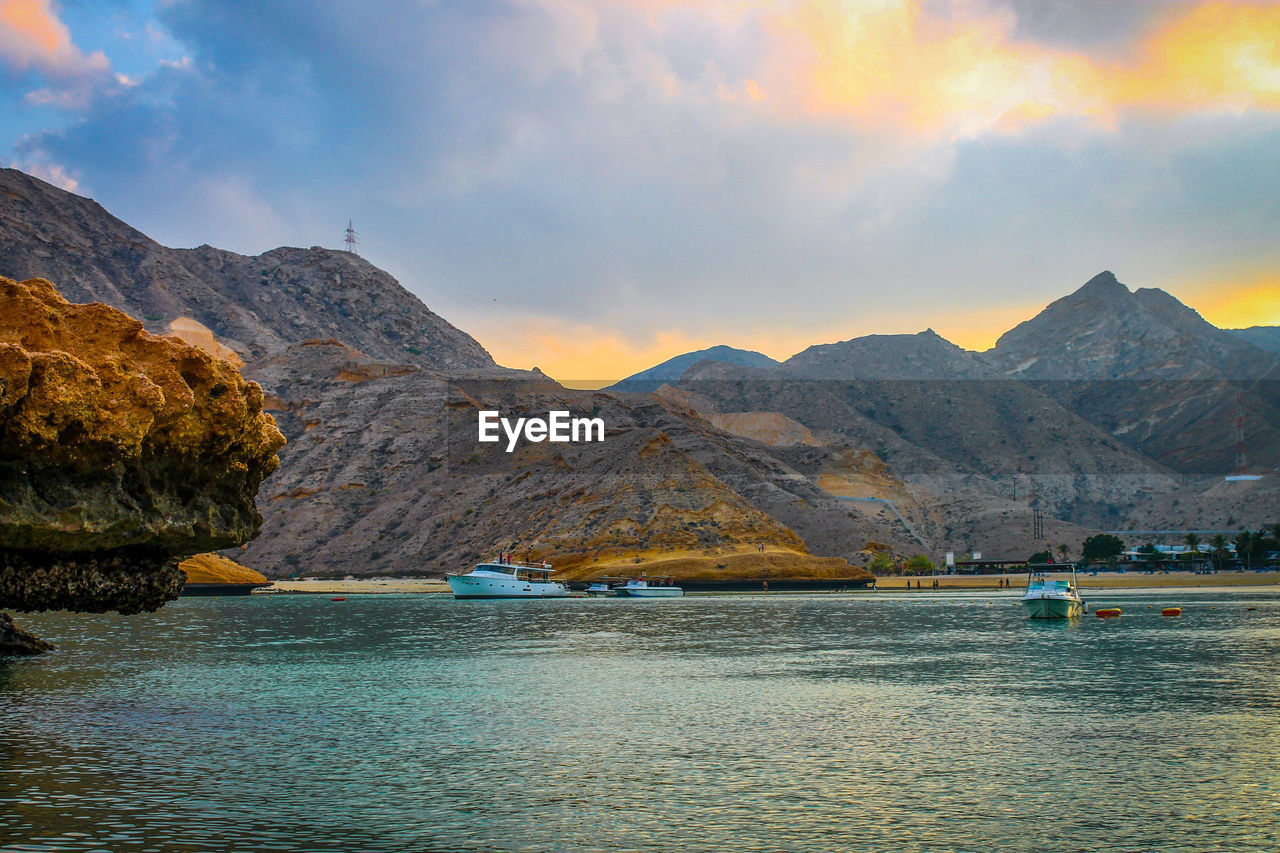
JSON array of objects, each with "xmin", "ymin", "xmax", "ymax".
[
  {"xmin": 585, "ymin": 578, "xmax": 623, "ymax": 596},
  {"xmin": 447, "ymin": 559, "xmax": 567, "ymax": 599},
  {"xmin": 1021, "ymin": 565, "xmax": 1085, "ymax": 618},
  {"xmin": 614, "ymin": 576, "xmax": 684, "ymax": 598}
]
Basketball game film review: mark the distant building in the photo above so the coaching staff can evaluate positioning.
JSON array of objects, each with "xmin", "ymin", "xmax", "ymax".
[{"xmin": 1122, "ymin": 544, "xmax": 1229, "ymax": 560}]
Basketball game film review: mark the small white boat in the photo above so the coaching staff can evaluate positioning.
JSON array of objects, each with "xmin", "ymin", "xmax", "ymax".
[
  {"xmin": 447, "ymin": 560, "xmax": 567, "ymax": 599},
  {"xmin": 614, "ymin": 576, "xmax": 684, "ymax": 598},
  {"xmin": 585, "ymin": 580, "xmax": 615, "ymax": 597},
  {"xmin": 1021, "ymin": 565, "xmax": 1084, "ymax": 618}
]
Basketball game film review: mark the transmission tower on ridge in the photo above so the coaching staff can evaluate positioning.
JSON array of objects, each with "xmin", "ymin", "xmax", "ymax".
[{"xmin": 344, "ymin": 220, "xmax": 359, "ymax": 255}]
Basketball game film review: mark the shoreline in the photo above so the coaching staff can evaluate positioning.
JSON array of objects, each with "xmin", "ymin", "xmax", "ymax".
[
  {"xmin": 252, "ymin": 570, "xmax": 1280, "ymax": 596},
  {"xmin": 262, "ymin": 579, "xmax": 452, "ymax": 595},
  {"xmin": 871, "ymin": 570, "xmax": 1280, "ymax": 591}
]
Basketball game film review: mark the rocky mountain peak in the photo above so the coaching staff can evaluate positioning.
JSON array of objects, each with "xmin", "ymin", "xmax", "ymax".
[
  {"xmin": 607, "ymin": 344, "xmax": 779, "ymax": 392},
  {"xmin": 781, "ymin": 330, "xmax": 991, "ymax": 380},
  {"xmin": 1131, "ymin": 286, "xmax": 1216, "ymax": 336},
  {"xmin": 0, "ymin": 167, "xmax": 497, "ymax": 372},
  {"xmin": 985, "ymin": 270, "xmax": 1279, "ymax": 472},
  {"xmin": 989, "ymin": 271, "xmax": 1277, "ymax": 381},
  {"xmin": 1077, "ymin": 269, "xmax": 1127, "ymax": 296}
]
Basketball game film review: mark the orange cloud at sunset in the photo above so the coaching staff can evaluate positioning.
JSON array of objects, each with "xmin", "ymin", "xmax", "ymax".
[
  {"xmin": 625, "ymin": 0, "xmax": 1280, "ymax": 139},
  {"xmin": 1114, "ymin": 1, "xmax": 1280, "ymax": 113},
  {"xmin": 762, "ymin": 0, "xmax": 1108, "ymax": 137},
  {"xmin": 0, "ymin": 0, "xmax": 107, "ymax": 76}
]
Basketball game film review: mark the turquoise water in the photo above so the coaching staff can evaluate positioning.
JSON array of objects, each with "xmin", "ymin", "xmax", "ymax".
[{"xmin": 3, "ymin": 590, "xmax": 1280, "ymax": 852}]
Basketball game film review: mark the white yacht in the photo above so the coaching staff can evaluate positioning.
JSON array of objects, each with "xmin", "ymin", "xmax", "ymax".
[
  {"xmin": 614, "ymin": 576, "xmax": 684, "ymax": 598},
  {"xmin": 1021, "ymin": 565, "xmax": 1085, "ymax": 618},
  {"xmin": 447, "ymin": 559, "xmax": 568, "ymax": 599}
]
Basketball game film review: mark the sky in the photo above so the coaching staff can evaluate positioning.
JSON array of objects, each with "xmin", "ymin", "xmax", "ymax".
[{"xmin": 1, "ymin": 0, "xmax": 1278, "ymax": 385}]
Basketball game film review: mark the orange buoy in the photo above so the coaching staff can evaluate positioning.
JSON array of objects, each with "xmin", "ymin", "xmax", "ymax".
[
  {"xmin": 1096, "ymin": 608, "xmax": 1122, "ymax": 618},
  {"xmin": 1161, "ymin": 607, "xmax": 1181, "ymax": 617},
  {"xmin": 331, "ymin": 596, "xmax": 346, "ymax": 602}
]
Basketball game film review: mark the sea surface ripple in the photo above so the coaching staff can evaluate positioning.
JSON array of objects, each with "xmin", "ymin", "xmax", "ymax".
[{"xmin": 4, "ymin": 590, "xmax": 1280, "ymax": 851}]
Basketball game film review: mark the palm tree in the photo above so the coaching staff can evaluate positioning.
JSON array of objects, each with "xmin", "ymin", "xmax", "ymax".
[
  {"xmin": 1183, "ymin": 532, "xmax": 1201, "ymax": 570},
  {"xmin": 1210, "ymin": 534, "xmax": 1228, "ymax": 571},
  {"xmin": 1235, "ymin": 530, "xmax": 1255, "ymax": 571}
]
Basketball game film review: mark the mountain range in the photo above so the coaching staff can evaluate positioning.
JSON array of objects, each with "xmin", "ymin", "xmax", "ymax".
[
  {"xmin": 1233, "ymin": 327, "xmax": 1280, "ymax": 354},
  {"xmin": 608, "ymin": 345, "xmax": 779, "ymax": 393},
  {"xmin": 0, "ymin": 169, "xmax": 903, "ymax": 579},
  {"xmin": 615, "ymin": 271, "xmax": 1280, "ymax": 481},
  {"xmin": 3, "ymin": 166, "xmax": 1276, "ymax": 576}
]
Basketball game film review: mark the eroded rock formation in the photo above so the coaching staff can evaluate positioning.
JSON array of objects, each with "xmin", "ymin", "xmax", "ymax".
[
  {"xmin": 0, "ymin": 276, "xmax": 284, "ymax": 652},
  {"xmin": 0, "ymin": 611, "xmax": 51, "ymax": 656}
]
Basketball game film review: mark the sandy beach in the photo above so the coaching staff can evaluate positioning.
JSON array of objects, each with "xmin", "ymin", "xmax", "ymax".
[
  {"xmin": 262, "ymin": 578, "xmax": 452, "ymax": 595},
  {"xmin": 254, "ymin": 570, "xmax": 1280, "ymax": 595}
]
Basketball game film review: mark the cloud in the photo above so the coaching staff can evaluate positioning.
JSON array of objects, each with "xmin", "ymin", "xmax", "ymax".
[
  {"xmin": 0, "ymin": 0, "xmax": 121, "ymax": 111},
  {"xmin": 1114, "ymin": 1, "xmax": 1280, "ymax": 114},
  {"xmin": 12, "ymin": 156, "xmax": 76, "ymax": 190},
  {"xmin": 0, "ymin": 0, "xmax": 109, "ymax": 77},
  {"xmin": 10, "ymin": 0, "xmax": 1280, "ymax": 383},
  {"xmin": 1000, "ymin": 0, "xmax": 1184, "ymax": 52},
  {"xmin": 715, "ymin": 0, "xmax": 1280, "ymax": 140},
  {"xmin": 755, "ymin": 0, "xmax": 1107, "ymax": 138}
]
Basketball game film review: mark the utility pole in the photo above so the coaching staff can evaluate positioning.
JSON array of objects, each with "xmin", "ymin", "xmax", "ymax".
[{"xmin": 344, "ymin": 220, "xmax": 359, "ymax": 255}]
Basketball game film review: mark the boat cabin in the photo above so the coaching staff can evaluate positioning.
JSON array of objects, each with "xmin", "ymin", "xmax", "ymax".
[{"xmin": 475, "ymin": 560, "xmax": 555, "ymax": 581}]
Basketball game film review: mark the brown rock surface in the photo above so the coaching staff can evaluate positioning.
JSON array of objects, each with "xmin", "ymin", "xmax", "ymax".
[
  {"xmin": 0, "ymin": 276, "xmax": 285, "ymax": 556},
  {"xmin": 706, "ymin": 411, "xmax": 821, "ymax": 447},
  {"xmin": 239, "ymin": 346, "xmax": 888, "ymax": 579},
  {"xmin": 0, "ymin": 611, "xmax": 50, "ymax": 655},
  {"xmin": 0, "ymin": 276, "xmax": 284, "ymax": 651},
  {"xmin": 179, "ymin": 553, "xmax": 269, "ymax": 584}
]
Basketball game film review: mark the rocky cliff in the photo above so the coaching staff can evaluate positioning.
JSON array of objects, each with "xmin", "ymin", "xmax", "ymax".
[
  {"xmin": 0, "ymin": 276, "xmax": 284, "ymax": 652},
  {"xmin": 0, "ymin": 167, "xmax": 495, "ymax": 370},
  {"xmin": 675, "ymin": 329, "xmax": 1175, "ymax": 526},
  {"xmin": 245, "ymin": 340, "xmax": 882, "ymax": 579},
  {"xmin": 179, "ymin": 553, "xmax": 269, "ymax": 584},
  {"xmin": 2, "ymin": 170, "xmax": 886, "ymax": 582},
  {"xmin": 987, "ymin": 271, "xmax": 1280, "ymax": 473}
]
